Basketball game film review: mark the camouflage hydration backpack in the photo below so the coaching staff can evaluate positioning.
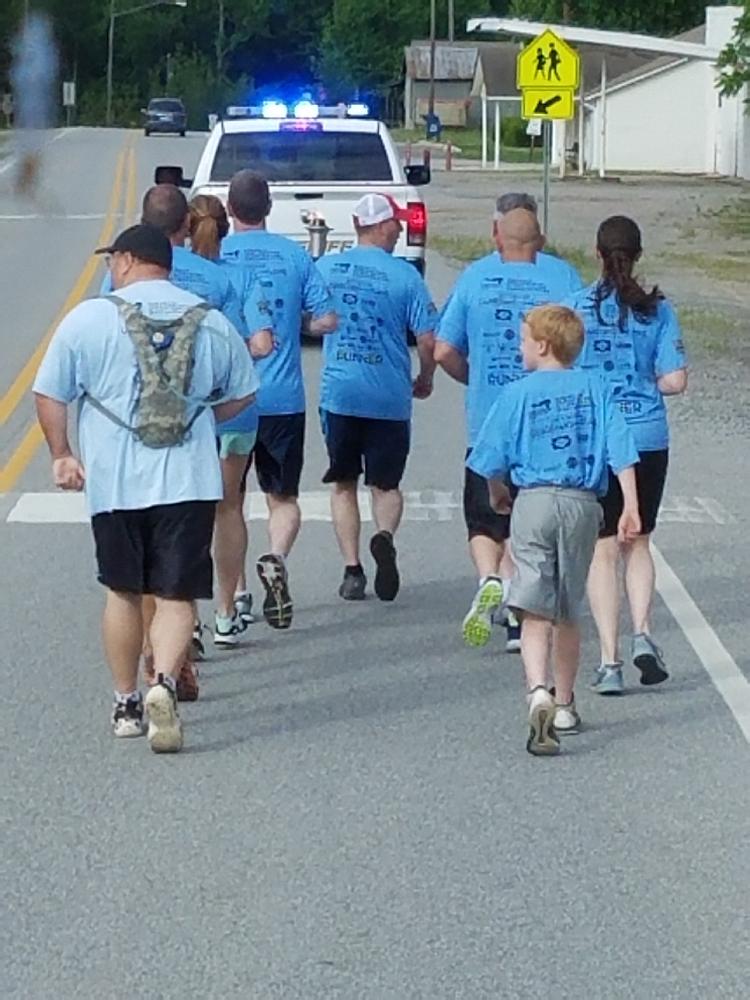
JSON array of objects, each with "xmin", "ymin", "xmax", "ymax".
[{"xmin": 87, "ymin": 295, "xmax": 211, "ymax": 449}]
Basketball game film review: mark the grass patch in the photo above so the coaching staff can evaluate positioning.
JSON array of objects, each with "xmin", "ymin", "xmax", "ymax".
[
  {"xmin": 429, "ymin": 234, "xmax": 492, "ymax": 262},
  {"xmin": 546, "ymin": 243, "xmax": 598, "ymax": 283},
  {"xmin": 679, "ymin": 306, "xmax": 748, "ymax": 357},
  {"xmin": 389, "ymin": 126, "xmax": 543, "ymax": 163},
  {"xmin": 662, "ymin": 250, "xmax": 747, "ymax": 283},
  {"xmin": 712, "ymin": 196, "xmax": 750, "ymax": 239}
]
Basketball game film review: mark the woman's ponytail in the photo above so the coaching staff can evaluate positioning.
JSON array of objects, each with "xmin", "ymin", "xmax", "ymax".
[{"xmin": 594, "ymin": 216, "xmax": 661, "ymax": 328}]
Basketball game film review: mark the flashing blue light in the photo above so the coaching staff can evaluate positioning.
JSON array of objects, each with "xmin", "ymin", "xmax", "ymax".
[
  {"xmin": 262, "ymin": 100, "xmax": 288, "ymax": 119},
  {"xmin": 347, "ymin": 102, "xmax": 370, "ymax": 117},
  {"xmin": 293, "ymin": 100, "xmax": 320, "ymax": 119}
]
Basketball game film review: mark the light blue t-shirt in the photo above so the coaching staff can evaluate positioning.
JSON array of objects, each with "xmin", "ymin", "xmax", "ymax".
[
  {"xmin": 566, "ymin": 282, "xmax": 687, "ymax": 451},
  {"xmin": 100, "ymin": 245, "xmax": 246, "ymax": 337},
  {"xmin": 33, "ymin": 279, "xmax": 259, "ymax": 516},
  {"xmin": 221, "ymin": 230, "xmax": 333, "ymax": 416},
  {"xmin": 316, "ymin": 246, "xmax": 437, "ymax": 422},
  {"xmin": 214, "ymin": 260, "xmax": 272, "ymax": 435},
  {"xmin": 468, "ymin": 368, "xmax": 639, "ymax": 496},
  {"xmin": 437, "ymin": 253, "xmax": 578, "ymax": 445}
]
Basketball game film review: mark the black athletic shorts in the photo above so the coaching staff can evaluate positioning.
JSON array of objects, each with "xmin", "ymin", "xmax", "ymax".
[
  {"xmin": 464, "ymin": 449, "xmax": 516, "ymax": 544},
  {"xmin": 242, "ymin": 412, "xmax": 305, "ymax": 497},
  {"xmin": 600, "ymin": 448, "xmax": 669, "ymax": 538},
  {"xmin": 91, "ymin": 500, "xmax": 216, "ymax": 600},
  {"xmin": 320, "ymin": 409, "xmax": 410, "ymax": 491}
]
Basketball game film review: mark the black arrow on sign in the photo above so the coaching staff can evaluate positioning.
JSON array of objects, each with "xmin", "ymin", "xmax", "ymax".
[{"xmin": 534, "ymin": 95, "xmax": 563, "ymax": 114}]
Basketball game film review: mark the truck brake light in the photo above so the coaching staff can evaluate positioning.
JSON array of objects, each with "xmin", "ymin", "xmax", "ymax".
[{"xmin": 406, "ymin": 202, "xmax": 427, "ymax": 246}]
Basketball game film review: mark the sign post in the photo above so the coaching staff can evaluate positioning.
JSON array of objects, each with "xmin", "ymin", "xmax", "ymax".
[
  {"xmin": 517, "ymin": 28, "xmax": 580, "ymax": 234},
  {"xmin": 62, "ymin": 81, "xmax": 76, "ymax": 127}
]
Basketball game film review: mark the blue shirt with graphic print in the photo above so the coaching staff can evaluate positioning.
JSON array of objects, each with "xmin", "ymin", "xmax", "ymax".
[
  {"xmin": 437, "ymin": 253, "xmax": 578, "ymax": 445},
  {"xmin": 468, "ymin": 368, "xmax": 638, "ymax": 495},
  {"xmin": 316, "ymin": 246, "xmax": 436, "ymax": 421},
  {"xmin": 221, "ymin": 230, "xmax": 333, "ymax": 416},
  {"xmin": 566, "ymin": 282, "xmax": 686, "ymax": 451}
]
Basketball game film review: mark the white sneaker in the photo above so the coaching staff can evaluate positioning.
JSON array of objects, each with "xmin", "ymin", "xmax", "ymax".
[
  {"xmin": 554, "ymin": 698, "xmax": 581, "ymax": 735},
  {"xmin": 111, "ymin": 697, "xmax": 145, "ymax": 739},
  {"xmin": 214, "ymin": 611, "xmax": 248, "ymax": 647},
  {"xmin": 462, "ymin": 577, "xmax": 504, "ymax": 648},
  {"xmin": 145, "ymin": 678, "xmax": 183, "ymax": 754},
  {"xmin": 526, "ymin": 687, "xmax": 560, "ymax": 757}
]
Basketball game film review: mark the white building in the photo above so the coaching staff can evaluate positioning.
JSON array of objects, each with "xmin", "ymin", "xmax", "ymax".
[
  {"xmin": 469, "ymin": 5, "xmax": 750, "ymax": 180},
  {"xmin": 576, "ymin": 6, "xmax": 749, "ymax": 178}
]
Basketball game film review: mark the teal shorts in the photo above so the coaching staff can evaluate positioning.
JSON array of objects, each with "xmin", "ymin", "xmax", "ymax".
[{"xmin": 217, "ymin": 431, "xmax": 257, "ymax": 459}]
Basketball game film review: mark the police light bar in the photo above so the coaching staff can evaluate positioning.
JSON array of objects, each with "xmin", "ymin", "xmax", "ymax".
[
  {"xmin": 293, "ymin": 100, "xmax": 319, "ymax": 119},
  {"xmin": 225, "ymin": 102, "xmax": 372, "ymax": 121},
  {"xmin": 261, "ymin": 100, "xmax": 288, "ymax": 119}
]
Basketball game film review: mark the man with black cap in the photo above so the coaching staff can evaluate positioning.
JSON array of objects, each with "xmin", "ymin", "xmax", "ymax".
[{"xmin": 33, "ymin": 224, "xmax": 258, "ymax": 755}]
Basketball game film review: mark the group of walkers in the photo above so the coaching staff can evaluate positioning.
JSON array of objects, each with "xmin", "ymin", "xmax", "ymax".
[{"xmin": 32, "ymin": 172, "xmax": 687, "ymax": 757}]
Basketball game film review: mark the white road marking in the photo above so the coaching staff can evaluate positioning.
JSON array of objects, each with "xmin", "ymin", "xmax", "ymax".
[
  {"xmin": 653, "ymin": 544, "xmax": 750, "ymax": 744},
  {"xmin": 2, "ymin": 491, "xmax": 732, "ymax": 525},
  {"xmin": 0, "ymin": 213, "xmax": 109, "ymax": 221},
  {"xmin": 659, "ymin": 496, "xmax": 735, "ymax": 525}
]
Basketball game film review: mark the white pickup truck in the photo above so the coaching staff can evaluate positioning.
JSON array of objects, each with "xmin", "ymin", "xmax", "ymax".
[{"xmin": 156, "ymin": 104, "xmax": 431, "ymax": 274}]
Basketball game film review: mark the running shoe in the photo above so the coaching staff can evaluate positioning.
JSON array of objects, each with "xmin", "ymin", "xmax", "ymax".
[
  {"xmin": 145, "ymin": 676, "xmax": 183, "ymax": 754},
  {"xmin": 191, "ymin": 621, "xmax": 207, "ymax": 661},
  {"xmin": 632, "ymin": 633, "xmax": 669, "ymax": 686},
  {"xmin": 505, "ymin": 611, "xmax": 522, "ymax": 654},
  {"xmin": 339, "ymin": 566, "xmax": 367, "ymax": 601},
  {"xmin": 234, "ymin": 591, "xmax": 255, "ymax": 626},
  {"xmin": 526, "ymin": 687, "xmax": 560, "ymax": 757},
  {"xmin": 214, "ymin": 611, "xmax": 249, "ymax": 647},
  {"xmin": 370, "ymin": 530, "xmax": 400, "ymax": 602},
  {"xmin": 256, "ymin": 554, "xmax": 293, "ymax": 629},
  {"xmin": 175, "ymin": 659, "xmax": 199, "ymax": 702},
  {"xmin": 554, "ymin": 697, "xmax": 581, "ymax": 735},
  {"xmin": 462, "ymin": 577, "xmax": 504, "ymax": 648},
  {"xmin": 591, "ymin": 663, "xmax": 625, "ymax": 696},
  {"xmin": 111, "ymin": 697, "xmax": 145, "ymax": 739}
]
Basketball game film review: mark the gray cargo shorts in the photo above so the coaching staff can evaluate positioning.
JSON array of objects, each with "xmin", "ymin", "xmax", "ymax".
[{"xmin": 508, "ymin": 487, "xmax": 603, "ymax": 624}]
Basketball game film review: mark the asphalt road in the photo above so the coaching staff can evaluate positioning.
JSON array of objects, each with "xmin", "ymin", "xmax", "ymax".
[{"xmin": 1, "ymin": 129, "xmax": 749, "ymax": 1000}]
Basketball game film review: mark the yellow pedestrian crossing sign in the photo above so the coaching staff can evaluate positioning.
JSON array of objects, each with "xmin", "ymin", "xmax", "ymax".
[
  {"xmin": 521, "ymin": 88, "xmax": 575, "ymax": 120},
  {"xmin": 517, "ymin": 28, "xmax": 580, "ymax": 92}
]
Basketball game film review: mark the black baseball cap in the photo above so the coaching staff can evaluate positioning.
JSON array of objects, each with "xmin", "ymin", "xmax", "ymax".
[{"xmin": 95, "ymin": 223, "xmax": 172, "ymax": 270}]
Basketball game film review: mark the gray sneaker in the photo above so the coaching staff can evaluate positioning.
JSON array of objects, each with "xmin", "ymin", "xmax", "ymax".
[
  {"xmin": 554, "ymin": 697, "xmax": 581, "ymax": 735},
  {"xmin": 632, "ymin": 633, "xmax": 669, "ymax": 686},
  {"xmin": 591, "ymin": 663, "xmax": 625, "ymax": 696}
]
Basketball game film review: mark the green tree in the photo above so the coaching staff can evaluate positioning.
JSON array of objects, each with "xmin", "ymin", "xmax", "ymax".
[
  {"xmin": 718, "ymin": 1, "xmax": 750, "ymax": 96},
  {"xmin": 509, "ymin": 0, "xmax": 718, "ymax": 36},
  {"xmin": 319, "ymin": 0, "xmax": 503, "ymax": 94}
]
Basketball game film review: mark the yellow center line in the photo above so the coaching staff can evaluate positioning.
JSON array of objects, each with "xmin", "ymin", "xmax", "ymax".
[
  {"xmin": 125, "ymin": 144, "xmax": 138, "ymax": 224},
  {"xmin": 0, "ymin": 137, "xmax": 136, "ymax": 494}
]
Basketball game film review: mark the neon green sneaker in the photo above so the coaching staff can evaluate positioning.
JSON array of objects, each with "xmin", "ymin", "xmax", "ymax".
[{"xmin": 462, "ymin": 577, "xmax": 504, "ymax": 648}]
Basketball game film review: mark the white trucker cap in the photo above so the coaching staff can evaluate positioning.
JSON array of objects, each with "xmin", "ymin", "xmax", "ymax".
[{"xmin": 353, "ymin": 193, "xmax": 409, "ymax": 226}]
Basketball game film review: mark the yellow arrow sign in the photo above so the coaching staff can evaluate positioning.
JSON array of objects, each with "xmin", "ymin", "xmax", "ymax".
[
  {"xmin": 517, "ymin": 28, "xmax": 580, "ymax": 91},
  {"xmin": 521, "ymin": 88, "xmax": 575, "ymax": 120}
]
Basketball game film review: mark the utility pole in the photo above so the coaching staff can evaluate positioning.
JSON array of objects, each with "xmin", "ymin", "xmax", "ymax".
[
  {"xmin": 216, "ymin": 0, "xmax": 225, "ymax": 81},
  {"xmin": 106, "ymin": 0, "xmax": 115, "ymax": 126},
  {"xmin": 428, "ymin": 0, "xmax": 436, "ymax": 117},
  {"xmin": 448, "ymin": 0, "xmax": 454, "ymax": 43}
]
